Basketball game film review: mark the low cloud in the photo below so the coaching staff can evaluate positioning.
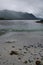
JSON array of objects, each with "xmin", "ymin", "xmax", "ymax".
[{"xmin": 0, "ymin": 0, "xmax": 43, "ymax": 18}]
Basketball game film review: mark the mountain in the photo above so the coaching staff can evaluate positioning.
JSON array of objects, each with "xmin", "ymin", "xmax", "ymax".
[{"xmin": 0, "ymin": 10, "xmax": 37, "ymax": 20}]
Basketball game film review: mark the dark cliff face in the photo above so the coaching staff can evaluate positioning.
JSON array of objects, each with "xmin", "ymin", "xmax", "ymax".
[{"xmin": 0, "ymin": 10, "xmax": 37, "ymax": 20}]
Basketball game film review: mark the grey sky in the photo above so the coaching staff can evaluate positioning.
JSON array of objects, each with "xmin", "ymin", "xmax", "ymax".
[{"xmin": 0, "ymin": 0, "xmax": 43, "ymax": 18}]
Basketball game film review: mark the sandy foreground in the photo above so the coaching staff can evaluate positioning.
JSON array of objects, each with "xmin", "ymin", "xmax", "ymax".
[{"xmin": 0, "ymin": 32, "xmax": 43, "ymax": 65}]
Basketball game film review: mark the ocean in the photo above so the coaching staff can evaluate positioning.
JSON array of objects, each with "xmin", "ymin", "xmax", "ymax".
[
  {"xmin": 0, "ymin": 20, "xmax": 43, "ymax": 45},
  {"xmin": 0, "ymin": 20, "xmax": 43, "ymax": 32}
]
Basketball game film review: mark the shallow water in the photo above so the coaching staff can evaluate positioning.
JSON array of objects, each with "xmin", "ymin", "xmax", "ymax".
[
  {"xmin": 0, "ymin": 20, "xmax": 43, "ymax": 31},
  {"xmin": 0, "ymin": 20, "xmax": 43, "ymax": 45}
]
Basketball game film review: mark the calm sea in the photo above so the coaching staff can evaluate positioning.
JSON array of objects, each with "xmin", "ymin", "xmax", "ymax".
[
  {"xmin": 0, "ymin": 20, "xmax": 43, "ymax": 44},
  {"xmin": 0, "ymin": 20, "xmax": 43, "ymax": 32}
]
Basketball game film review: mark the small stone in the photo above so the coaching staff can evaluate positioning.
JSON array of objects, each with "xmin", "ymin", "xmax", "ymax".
[
  {"xmin": 12, "ymin": 46, "xmax": 15, "ymax": 48},
  {"xmin": 10, "ymin": 50, "xmax": 19, "ymax": 55},
  {"xmin": 6, "ymin": 41, "xmax": 12, "ymax": 43},
  {"xmin": 24, "ymin": 61, "xmax": 28, "ymax": 64},
  {"xmin": 18, "ymin": 57, "xmax": 21, "ymax": 60},
  {"xmin": 19, "ymin": 48, "xmax": 22, "ymax": 50},
  {"xmin": 24, "ymin": 52, "xmax": 27, "ymax": 54},
  {"xmin": 35, "ymin": 60, "xmax": 41, "ymax": 65},
  {"xmin": 28, "ymin": 59, "xmax": 31, "ymax": 63}
]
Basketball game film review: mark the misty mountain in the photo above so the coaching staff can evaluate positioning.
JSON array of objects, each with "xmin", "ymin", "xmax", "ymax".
[{"xmin": 0, "ymin": 10, "xmax": 37, "ymax": 20}]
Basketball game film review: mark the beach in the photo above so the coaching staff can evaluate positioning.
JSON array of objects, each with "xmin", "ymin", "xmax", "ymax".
[
  {"xmin": 0, "ymin": 20, "xmax": 43, "ymax": 65},
  {"xmin": 0, "ymin": 31, "xmax": 43, "ymax": 65}
]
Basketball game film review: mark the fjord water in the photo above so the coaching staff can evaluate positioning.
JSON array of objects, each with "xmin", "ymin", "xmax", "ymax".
[
  {"xmin": 0, "ymin": 20, "xmax": 43, "ymax": 31},
  {"xmin": 0, "ymin": 20, "xmax": 43, "ymax": 45}
]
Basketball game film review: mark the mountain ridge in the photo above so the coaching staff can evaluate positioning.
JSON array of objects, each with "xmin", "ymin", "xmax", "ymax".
[{"xmin": 0, "ymin": 10, "xmax": 38, "ymax": 20}]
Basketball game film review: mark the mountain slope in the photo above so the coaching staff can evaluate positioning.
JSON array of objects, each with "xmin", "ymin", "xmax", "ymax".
[{"xmin": 0, "ymin": 10, "xmax": 37, "ymax": 20}]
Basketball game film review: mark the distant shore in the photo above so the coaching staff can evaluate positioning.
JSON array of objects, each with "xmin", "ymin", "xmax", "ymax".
[{"xmin": 36, "ymin": 20, "xmax": 43, "ymax": 23}]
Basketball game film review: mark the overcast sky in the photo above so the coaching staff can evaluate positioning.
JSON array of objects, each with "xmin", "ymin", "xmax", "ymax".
[{"xmin": 0, "ymin": 0, "xmax": 43, "ymax": 18}]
